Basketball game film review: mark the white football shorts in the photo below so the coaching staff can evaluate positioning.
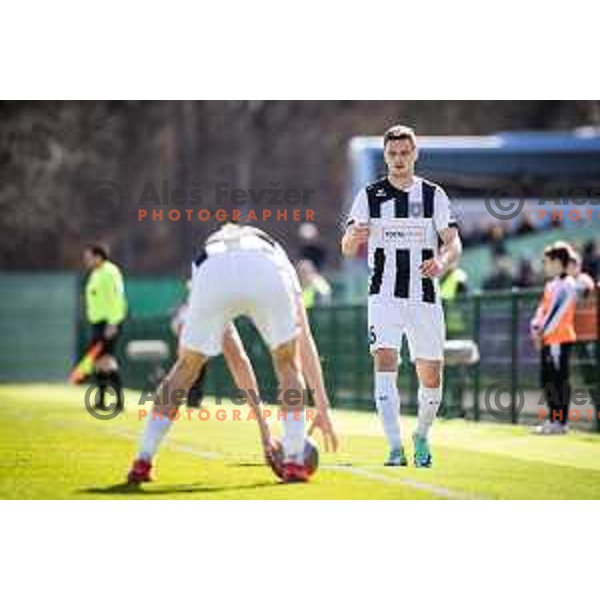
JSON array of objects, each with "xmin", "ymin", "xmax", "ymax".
[
  {"xmin": 368, "ymin": 298, "xmax": 445, "ymax": 361},
  {"xmin": 181, "ymin": 249, "xmax": 299, "ymax": 357}
]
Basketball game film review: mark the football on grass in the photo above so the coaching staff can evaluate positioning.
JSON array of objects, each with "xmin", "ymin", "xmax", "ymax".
[{"xmin": 270, "ymin": 437, "xmax": 319, "ymax": 476}]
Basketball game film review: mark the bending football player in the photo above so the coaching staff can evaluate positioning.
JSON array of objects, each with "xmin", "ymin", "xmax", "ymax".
[{"xmin": 128, "ymin": 223, "xmax": 337, "ymax": 484}]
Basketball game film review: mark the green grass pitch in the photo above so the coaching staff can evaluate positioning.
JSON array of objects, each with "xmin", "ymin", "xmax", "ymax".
[{"xmin": 1, "ymin": 384, "xmax": 600, "ymax": 499}]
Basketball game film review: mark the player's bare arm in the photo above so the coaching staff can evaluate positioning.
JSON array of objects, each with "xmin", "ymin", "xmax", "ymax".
[
  {"xmin": 420, "ymin": 227, "xmax": 462, "ymax": 278},
  {"xmin": 341, "ymin": 222, "xmax": 369, "ymax": 257},
  {"xmin": 222, "ymin": 323, "xmax": 273, "ymax": 450},
  {"xmin": 294, "ymin": 294, "xmax": 338, "ymax": 452}
]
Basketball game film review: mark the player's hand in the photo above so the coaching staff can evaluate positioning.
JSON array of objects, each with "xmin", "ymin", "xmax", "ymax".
[
  {"xmin": 256, "ymin": 413, "xmax": 276, "ymax": 466},
  {"xmin": 308, "ymin": 409, "xmax": 338, "ymax": 452},
  {"xmin": 347, "ymin": 223, "xmax": 370, "ymax": 245},
  {"xmin": 104, "ymin": 324, "xmax": 118, "ymax": 339},
  {"xmin": 263, "ymin": 437, "xmax": 284, "ymax": 479},
  {"xmin": 420, "ymin": 258, "xmax": 444, "ymax": 278}
]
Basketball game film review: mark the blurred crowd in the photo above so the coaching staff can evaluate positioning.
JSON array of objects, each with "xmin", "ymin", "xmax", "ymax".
[
  {"xmin": 481, "ymin": 237, "xmax": 599, "ymax": 292},
  {"xmin": 461, "ymin": 210, "xmax": 560, "ymax": 250},
  {"xmin": 458, "ymin": 210, "xmax": 600, "ymax": 291}
]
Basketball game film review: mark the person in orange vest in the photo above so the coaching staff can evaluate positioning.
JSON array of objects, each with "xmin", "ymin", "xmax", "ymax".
[{"xmin": 530, "ymin": 244, "xmax": 578, "ymax": 434}]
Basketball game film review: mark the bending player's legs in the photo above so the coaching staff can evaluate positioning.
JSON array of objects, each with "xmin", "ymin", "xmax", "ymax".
[
  {"xmin": 128, "ymin": 255, "xmax": 226, "ymax": 483},
  {"xmin": 244, "ymin": 251, "xmax": 311, "ymax": 479},
  {"xmin": 271, "ymin": 337, "xmax": 307, "ymax": 463},
  {"xmin": 136, "ymin": 348, "xmax": 209, "ymax": 463},
  {"xmin": 245, "ymin": 253, "xmax": 305, "ymax": 462}
]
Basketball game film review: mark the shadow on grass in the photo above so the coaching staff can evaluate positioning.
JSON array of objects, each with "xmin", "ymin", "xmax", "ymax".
[{"xmin": 79, "ymin": 480, "xmax": 279, "ymax": 496}]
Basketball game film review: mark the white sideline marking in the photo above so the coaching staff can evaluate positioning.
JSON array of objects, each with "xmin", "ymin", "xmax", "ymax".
[{"xmin": 324, "ymin": 464, "xmax": 482, "ymax": 499}]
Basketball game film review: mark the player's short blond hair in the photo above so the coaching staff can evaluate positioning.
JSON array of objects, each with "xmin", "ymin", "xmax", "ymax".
[{"xmin": 383, "ymin": 125, "xmax": 417, "ymax": 148}]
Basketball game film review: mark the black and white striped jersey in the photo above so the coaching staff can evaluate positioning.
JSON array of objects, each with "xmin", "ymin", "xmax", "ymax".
[{"xmin": 346, "ymin": 176, "xmax": 457, "ymax": 305}]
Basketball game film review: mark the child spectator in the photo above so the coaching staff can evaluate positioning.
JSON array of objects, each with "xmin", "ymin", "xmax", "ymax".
[{"xmin": 530, "ymin": 244, "xmax": 578, "ymax": 434}]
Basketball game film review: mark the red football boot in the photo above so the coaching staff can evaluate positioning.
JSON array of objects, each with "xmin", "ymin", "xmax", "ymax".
[
  {"xmin": 282, "ymin": 462, "xmax": 310, "ymax": 483},
  {"xmin": 127, "ymin": 458, "xmax": 153, "ymax": 484}
]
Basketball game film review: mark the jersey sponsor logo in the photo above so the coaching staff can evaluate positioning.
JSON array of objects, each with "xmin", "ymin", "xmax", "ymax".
[{"xmin": 376, "ymin": 223, "xmax": 426, "ymax": 244}]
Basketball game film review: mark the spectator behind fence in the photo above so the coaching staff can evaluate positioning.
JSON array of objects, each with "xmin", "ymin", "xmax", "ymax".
[
  {"xmin": 298, "ymin": 222, "xmax": 327, "ymax": 270},
  {"xmin": 487, "ymin": 224, "xmax": 508, "ymax": 257},
  {"xmin": 513, "ymin": 256, "xmax": 541, "ymax": 289},
  {"xmin": 582, "ymin": 240, "xmax": 600, "ymax": 280},
  {"xmin": 530, "ymin": 244, "xmax": 577, "ymax": 435},
  {"xmin": 297, "ymin": 259, "xmax": 332, "ymax": 308},
  {"xmin": 563, "ymin": 245, "xmax": 596, "ymax": 298},
  {"xmin": 483, "ymin": 256, "xmax": 514, "ymax": 291},
  {"xmin": 516, "ymin": 211, "xmax": 536, "ymax": 236},
  {"xmin": 440, "ymin": 265, "xmax": 469, "ymax": 336}
]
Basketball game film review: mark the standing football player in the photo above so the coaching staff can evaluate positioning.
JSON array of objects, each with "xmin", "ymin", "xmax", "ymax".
[
  {"xmin": 127, "ymin": 223, "xmax": 337, "ymax": 484},
  {"xmin": 341, "ymin": 125, "xmax": 462, "ymax": 467}
]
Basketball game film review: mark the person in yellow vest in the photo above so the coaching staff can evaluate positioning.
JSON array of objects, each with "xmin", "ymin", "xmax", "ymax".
[
  {"xmin": 440, "ymin": 266, "xmax": 469, "ymax": 336},
  {"xmin": 83, "ymin": 244, "xmax": 128, "ymax": 411},
  {"xmin": 297, "ymin": 259, "xmax": 332, "ymax": 309}
]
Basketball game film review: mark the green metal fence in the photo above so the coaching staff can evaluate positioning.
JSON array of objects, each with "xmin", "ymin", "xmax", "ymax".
[
  {"xmin": 2, "ymin": 272, "xmax": 599, "ymax": 430},
  {"xmin": 94, "ymin": 288, "xmax": 600, "ymax": 429}
]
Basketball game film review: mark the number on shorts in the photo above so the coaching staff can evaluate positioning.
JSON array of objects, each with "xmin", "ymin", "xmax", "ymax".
[{"xmin": 369, "ymin": 325, "xmax": 377, "ymax": 345}]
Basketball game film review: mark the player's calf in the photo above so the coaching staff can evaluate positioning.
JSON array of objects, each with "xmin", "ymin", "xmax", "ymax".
[
  {"xmin": 127, "ymin": 349, "xmax": 207, "ymax": 483},
  {"xmin": 272, "ymin": 339, "xmax": 308, "ymax": 467}
]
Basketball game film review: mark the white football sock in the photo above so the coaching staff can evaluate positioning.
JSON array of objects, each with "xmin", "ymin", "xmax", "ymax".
[
  {"xmin": 139, "ymin": 411, "xmax": 174, "ymax": 461},
  {"xmin": 282, "ymin": 409, "xmax": 305, "ymax": 463},
  {"xmin": 374, "ymin": 372, "xmax": 401, "ymax": 450},
  {"xmin": 416, "ymin": 386, "xmax": 442, "ymax": 439}
]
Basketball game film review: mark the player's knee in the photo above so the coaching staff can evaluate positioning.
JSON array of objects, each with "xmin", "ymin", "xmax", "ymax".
[
  {"xmin": 271, "ymin": 339, "xmax": 300, "ymax": 374},
  {"xmin": 419, "ymin": 369, "xmax": 441, "ymax": 388},
  {"xmin": 176, "ymin": 350, "xmax": 207, "ymax": 383},
  {"xmin": 374, "ymin": 348, "xmax": 398, "ymax": 372},
  {"xmin": 415, "ymin": 358, "xmax": 443, "ymax": 388}
]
